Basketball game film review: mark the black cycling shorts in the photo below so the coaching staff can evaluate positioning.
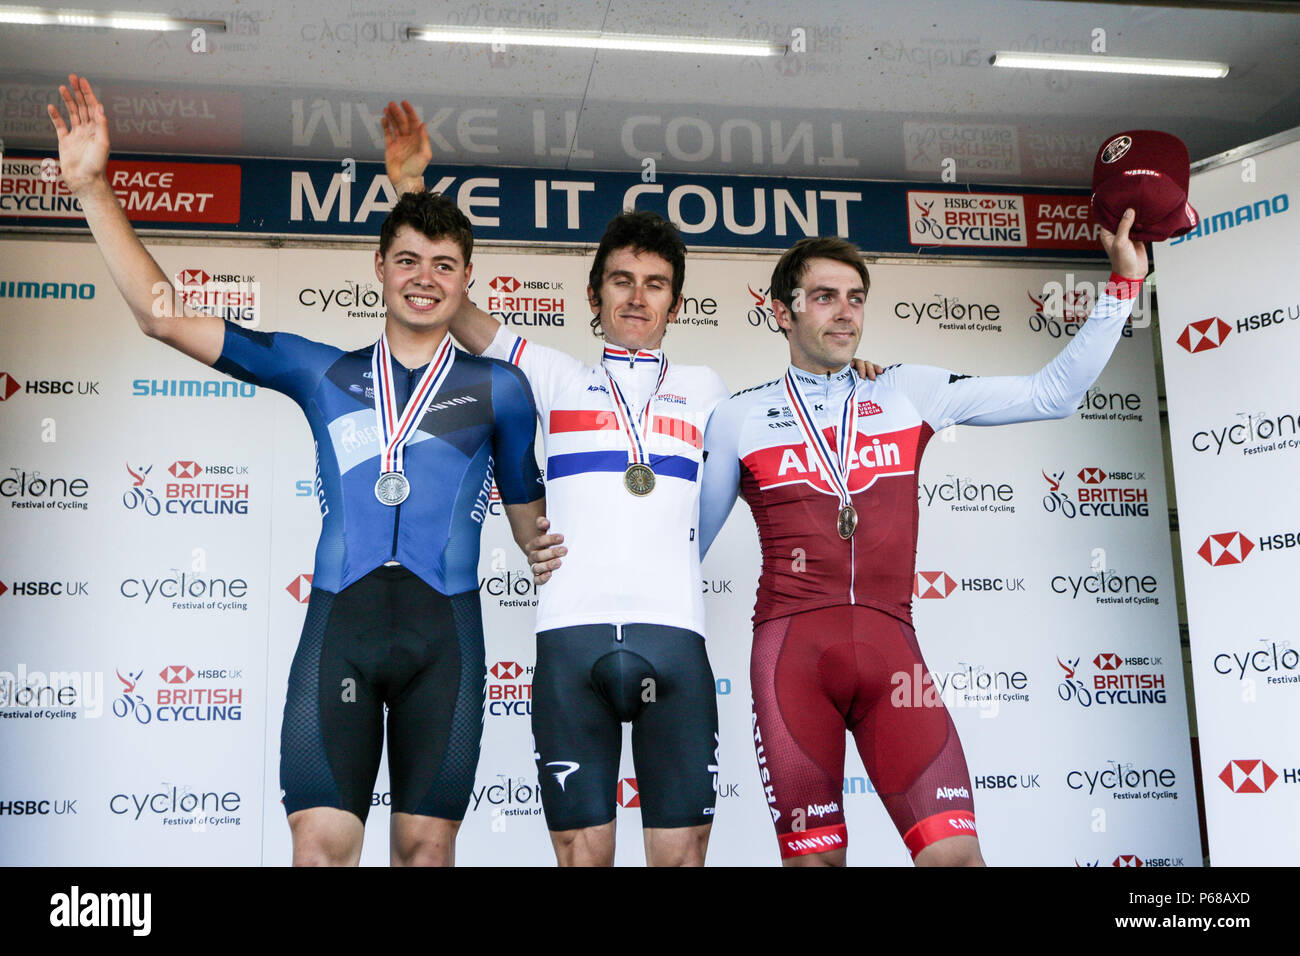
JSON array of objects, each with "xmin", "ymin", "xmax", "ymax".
[
  {"xmin": 280, "ymin": 565, "xmax": 485, "ymax": 822},
  {"xmin": 531, "ymin": 622, "xmax": 719, "ymax": 831}
]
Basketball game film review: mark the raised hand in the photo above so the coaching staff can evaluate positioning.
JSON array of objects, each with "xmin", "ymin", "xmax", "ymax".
[
  {"xmin": 1099, "ymin": 208, "xmax": 1149, "ymax": 279},
  {"xmin": 46, "ymin": 73, "xmax": 110, "ymax": 194},
  {"xmin": 381, "ymin": 100, "xmax": 432, "ymax": 193}
]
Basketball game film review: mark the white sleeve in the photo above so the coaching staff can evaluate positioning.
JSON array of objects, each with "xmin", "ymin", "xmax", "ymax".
[
  {"xmin": 483, "ymin": 325, "xmax": 588, "ymax": 417},
  {"xmin": 879, "ymin": 290, "xmax": 1138, "ymax": 429},
  {"xmin": 698, "ymin": 395, "xmax": 744, "ymax": 560}
]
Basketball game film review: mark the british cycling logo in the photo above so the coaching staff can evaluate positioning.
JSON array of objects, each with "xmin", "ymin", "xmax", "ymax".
[
  {"xmin": 1041, "ymin": 467, "xmax": 1149, "ymax": 518},
  {"xmin": 488, "ymin": 274, "xmax": 566, "ymax": 328},
  {"xmin": 486, "ymin": 660, "xmax": 533, "ymax": 717},
  {"xmin": 173, "ymin": 268, "xmax": 259, "ymax": 324},
  {"xmin": 112, "ymin": 665, "xmax": 244, "ymax": 725},
  {"xmin": 123, "ymin": 461, "xmax": 251, "ymax": 517},
  {"xmin": 746, "ymin": 285, "xmax": 780, "ymax": 334},
  {"xmin": 1026, "ymin": 287, "xmax": 1132, "ymax": 340},
  {"xmin": 1057, "ymin": 654, "xmax": 1166, "ymax": 707}
]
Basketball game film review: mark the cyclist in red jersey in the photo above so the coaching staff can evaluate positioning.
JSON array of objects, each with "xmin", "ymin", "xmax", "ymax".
[{"xmin": 698, "ymin": 214, "xmax": 1147, "ymax": 865}]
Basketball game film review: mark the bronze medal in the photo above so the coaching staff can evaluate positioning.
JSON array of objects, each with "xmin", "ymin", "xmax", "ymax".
[
  {"xmin": 624, "ymin": 463, "xmax": 656, "ymax": 496},
  {"xmin": 837, "ymin": 504, "xmax": 857, "ymax": 539}
]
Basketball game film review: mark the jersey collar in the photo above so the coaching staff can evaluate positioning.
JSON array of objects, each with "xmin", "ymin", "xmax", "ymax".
[
  {"xmin": 788, "ymin": 363, "xmax": 855, "ymax": 388},
  {"xmin": 602, "ymin": 344, "xmax": 664, "ymax": 369}
]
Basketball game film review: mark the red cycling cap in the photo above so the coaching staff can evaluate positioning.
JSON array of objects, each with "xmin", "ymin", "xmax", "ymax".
[{"xmin": 1090, "ymin": 130, "xmax": 1200, "ymax": 242}]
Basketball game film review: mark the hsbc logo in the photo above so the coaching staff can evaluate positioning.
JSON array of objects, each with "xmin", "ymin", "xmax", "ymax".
[
  {"xmin": 913, "ymin": 571, "xmax": 1024, "ymax": 598},
  {"xmin": 1077, "ymin": 467, "xmax": 1105, "ymax": 484},
  {"xmin": 1112, "ymin": 855, "xmax": 1143, "ymax": 867},
  {"xmin": 617, "ymin": 777, "xmax": 640, "ymax": 808},
  {"xmin": 169, "ymin": 461, "xmax": 202, "ymax": 479},
  {"xmin": 176, "ymin": 269, "xmax": 211, "ymax": 286},
  {"xmin": 0, "ymin": 371, "xmax": 100, "ymax": 401},
  {"xmin": 1093, "ymin": 653, "xmax": 1120, "ymax": 671},
  {"xmin": 490, "ymin": 276, "xmax": 520, "ymax": 293},
  {"xmin": 285, "ymin": 574, "xmax": 312, "ymax": 604},
  {"xmin": 489, "ymin": 661, "xmax": 524, "ymax": 680},
  {"xmin": 1219, "ymin": 759, "xmax": 1277, "ymax": 793},
  {"xmin": 914, "ymin": 571, "xmax": 957, "ymax": 599},
  {"xmin": 1198, "ymin": 532, "xmax": 1254, "ymax": 566},
  {"xmin": 159, "ymin": 665, "xmax": 194, "ymax": 684},
  {"xmin": 1176, "ymin": 317, "xmax": 1231, "ymax": 354}
]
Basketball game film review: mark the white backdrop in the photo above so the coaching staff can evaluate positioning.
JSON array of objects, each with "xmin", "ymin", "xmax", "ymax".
[
  {"xmin": 1152, "ymin": 131, "xmax": 1300, "ymax": 866},
  {"xmin": 0, "ymin": 237, "xmax": 1199, "ymax": 866}
]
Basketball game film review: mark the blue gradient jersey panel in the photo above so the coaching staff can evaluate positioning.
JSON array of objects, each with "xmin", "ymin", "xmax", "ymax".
[{"xmin": 214, "ymin": 322, "xmax": 543, "ymax": 595}]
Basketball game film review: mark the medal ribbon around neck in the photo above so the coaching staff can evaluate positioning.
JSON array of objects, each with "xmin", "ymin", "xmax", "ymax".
[
  {"xmin": 603, "ymin": 352, "xmax": 669, "ymax": 467},
  {"xmin": 783, "ymin": 369, "xmax": 859, "ymax": 509},
  {"xmin": 372, "ymin": 332, "xmax": 456, "ymax": 476}
]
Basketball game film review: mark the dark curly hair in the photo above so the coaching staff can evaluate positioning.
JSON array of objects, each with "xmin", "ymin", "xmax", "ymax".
[
  {"xmin": 378, "ymin": 191, "xmax": 474, "ymax": 264},
  {"xmin": 587, "ymin": 210, "xmax": 686, "ymax": 336}
]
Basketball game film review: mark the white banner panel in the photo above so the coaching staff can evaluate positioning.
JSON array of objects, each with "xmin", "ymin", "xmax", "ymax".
[
  {"xmin": 1, "ymin": 237, "xmax": 1198, "ymax": 867},
  {"xmin": 1153, "ymin": 132, "xmax": 1300, "ymax": 865}
]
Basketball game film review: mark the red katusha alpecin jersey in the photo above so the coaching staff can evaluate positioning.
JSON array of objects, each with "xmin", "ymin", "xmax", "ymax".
[{"xmin": 698, "ymin": 283, "xmax": 1139, "ymax": 625}]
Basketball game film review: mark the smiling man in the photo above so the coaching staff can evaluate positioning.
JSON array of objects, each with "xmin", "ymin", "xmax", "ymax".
[
  {"xmin": 699, "ymin": 225, "xmax": 1146, "ymax": 866},
  {"xmin": 49, "ymin": 74, "xmax": 545, "ymax": 867}
]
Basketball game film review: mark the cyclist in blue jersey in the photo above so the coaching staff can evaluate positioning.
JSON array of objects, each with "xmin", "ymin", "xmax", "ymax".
[{"xmin": 50, "ymin": 74, "xmax": 546, "ymax": 866}]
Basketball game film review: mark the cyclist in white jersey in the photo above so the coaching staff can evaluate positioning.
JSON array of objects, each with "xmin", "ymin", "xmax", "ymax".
[
  {"xmin": 385, "ymin": 102, "xmax": 724, "ymax": 865},
  {"xmin": 383, "ymin": 101, "xmax": 879, "ymax": 865}
]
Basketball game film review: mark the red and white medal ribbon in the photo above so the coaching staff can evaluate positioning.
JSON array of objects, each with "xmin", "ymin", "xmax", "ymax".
[
  {"xmin": 603, "ymin": 351, "xmax": 669, "ymax": 468},
  {"xmin": 371, "ymin": 332, "xmax": 455, "ymax": 499},
  {"xmin": 783, "ymin": 369, "xmax": 859, "ymax": 511}
]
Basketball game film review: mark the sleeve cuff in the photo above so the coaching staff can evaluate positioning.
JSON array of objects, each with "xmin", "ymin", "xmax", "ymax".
[{"xmin": 1104, "ymin": 273, "xmax": 1144, "ymax": 301}]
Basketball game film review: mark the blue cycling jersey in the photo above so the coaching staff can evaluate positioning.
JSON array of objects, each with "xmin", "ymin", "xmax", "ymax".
[{"xmin": 215, "ymin": 322, "xmax": 543, "ymax": 595}]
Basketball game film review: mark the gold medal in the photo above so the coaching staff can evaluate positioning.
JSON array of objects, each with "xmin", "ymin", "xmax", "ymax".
[
  {"xmin": 624, "ymin": 463, "xmax": 656, "ymax": 496},
  {"xmin": 837, "ymin": 504, "xmax": 857, "ymax": 539}
]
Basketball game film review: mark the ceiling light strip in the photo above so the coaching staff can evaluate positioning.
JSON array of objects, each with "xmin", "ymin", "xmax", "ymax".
[
  {"xmin": 407, "ymin": 24, "xmax": 784, "ymax": 57},
  {"xmin": 0, "ymin": 5, "xmax": 226, "ymax": 31},
  {"xmin": 990, "ymin": 51, "xmax": 1227, "ymax": 78}
]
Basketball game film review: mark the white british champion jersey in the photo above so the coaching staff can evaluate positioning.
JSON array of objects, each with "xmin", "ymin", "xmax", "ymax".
[{"xmin": 485, "ymin": 325, "xmax": 729, "ymax": 634}]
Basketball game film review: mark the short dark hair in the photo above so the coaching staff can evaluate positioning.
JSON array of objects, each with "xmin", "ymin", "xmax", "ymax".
[
  {"xmin": 769, "ymin": 237, "xmax": 871, "ymax": 336},
  {"xmin": 378, "ymin": 191, "xmax": 473, "ymax": 264},
  {"xmin": 587, "ymin": 210, "xmax": 687, "ymax": 337}
]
